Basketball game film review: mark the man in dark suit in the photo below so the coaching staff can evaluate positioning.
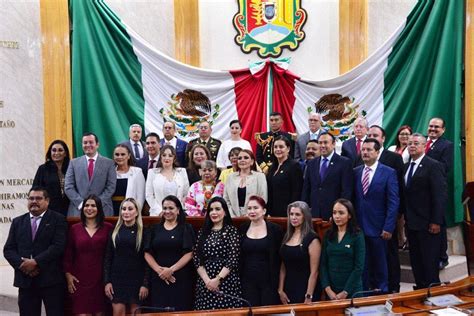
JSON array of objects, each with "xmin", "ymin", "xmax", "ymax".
[
  {"xmin": 367, "ymin": 125, "xmax": 405, "ymax": 293},
  {"xmin": 160, "ymin": 121, "xmax": 188, "ymax": 167},
  {"xmin": 136, "ymin": 132, "xmax": 161, "ymax": 179},
  {"xmin": 403, "ymin": 133, "xmax": 447, "ymax": 289},
  {"xmin": 341, "ymin": 117, "xmax": 368, "ymax": 166},
  {"xmin": 185, "ymin": 120, "xmax": 221, "ymax": 163},
  {"xmin": 65, "ymin": 132, "xmax": 116, "ymax": 216},
  {"xmin": 425, "ymin": 117, "xmax": 454, "ymax": 269},
  {"xmin": 119, "ymin": 123, "xmax": 147, "ymax": 161},
  {"xmin": 354, "ymin": 139, "xmax": 399, "ymax": 293},
  {"xmin": 3, "ymin": 187, "xmax": 68, "ymax": 315},
  {"xmin": 256, "ymin": 112, "xmax": 295, "ymax": 173},
  {"xmin": 295, "ymin": 113, "xmax": 323, "ymax": 160},
  {"xmin": 302, "ymin": 132, "xmax": 353, "ymax": 220}
]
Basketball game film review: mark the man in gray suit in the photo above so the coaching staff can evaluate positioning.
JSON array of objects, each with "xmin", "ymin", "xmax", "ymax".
[
  {"xmin": 65, "ymin": 132, "xmax": 116, "ymax": 216},
  {"xmin": 120, "ymin": 123, "xmax": 147, "ymax": 161},
  {"xmin": 295, "ymin": 113, "xmax": 323, "ymax": 160}
]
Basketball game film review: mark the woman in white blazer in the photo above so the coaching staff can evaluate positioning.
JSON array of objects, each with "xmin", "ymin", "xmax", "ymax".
[
  {"xmin": 146, "ymin": 145, "xmax": 189, "ymax": 216},
  {"xmin": 112, "ymin": 144, "xmax": 146, "ymax": 214},
  {"xmin": 224, "ymin": 149, "xmax": 267, "ymax": 217}
]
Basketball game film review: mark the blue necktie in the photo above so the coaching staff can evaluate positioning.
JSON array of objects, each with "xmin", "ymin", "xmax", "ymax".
[
  {"xmin": 133, "ymin": 143, "xmax": 140, "ymax": 159},
  {"xmin": 406, "ymin": 162, "xmax": 416, "ymax": 187},
  {"xmin": 320, "ymin": 158, "xmax": 329, "ymax": 180}
]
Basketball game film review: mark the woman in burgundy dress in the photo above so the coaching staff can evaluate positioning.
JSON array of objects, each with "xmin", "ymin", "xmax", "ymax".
[{"xmin": 63, "ymin": 195, "xmax": 113, "ymax": 315}]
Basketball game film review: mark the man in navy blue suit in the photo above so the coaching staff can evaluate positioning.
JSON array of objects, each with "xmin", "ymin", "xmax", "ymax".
[
  {"xmin": 425, "ymin": 117, "xmax": 454, "ymax": 269},
  {"xmin": 4, "ymin": 187, "xmax": 68, "ymax": 315},
  {"xmin": 354, "ymin": 139, "xmax": 399, "ymax": 293},
  {"xmin": 161, "ymin": 121, "xmax": 188, "ymax": 168},
  {"xmin": 404, "ymin": 133, "xmax": 447, "ymax": 289},
  {"xmin": 136, "ymin": 132, "xmax": 161, "ymax": 179},
  {"xmin": 341, "ymin": 117, "xmax": 368, "ymax": 166},
  {"xmin": 302, "ymin": 132, "xmax": 353, "ymax": 220}
]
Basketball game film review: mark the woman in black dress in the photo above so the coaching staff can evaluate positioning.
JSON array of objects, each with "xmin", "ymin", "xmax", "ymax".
[
  {"xmin": 33, "ymin": 139, "xmax": 70, "ymax": 215},
  {"xmin": 104, "ymin": 198, "xmax": 149, "ymax": 315},
  {"xmin": 266, "ymin": 136, "xmax": 303, "ymax": 217},
  {"xmin": 193, "ymin": 197, "xmax": 242, "ymax": 310},
  {"xmin": 279, "ymin": 201, "xmax": 321, "ymax": 304},
  {"xmin": 239, "ymin": 195, "xmax": 283, "ymax": 306},
  {"xmin": 144, "ymin": 195, "xmax": 195, "ymax": 311}
]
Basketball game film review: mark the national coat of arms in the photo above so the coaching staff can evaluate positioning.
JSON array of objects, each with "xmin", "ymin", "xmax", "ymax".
[
  {"xmin": 309, "ymin": 93, "xmax": 366, "ymax": 142},
  {"xmin": 159, "ymin": 89, "xmax": 220, "ymax": 138},
  {"xmin": 233, "ymin": 0, "xmax": 307, "ymax": 58}
]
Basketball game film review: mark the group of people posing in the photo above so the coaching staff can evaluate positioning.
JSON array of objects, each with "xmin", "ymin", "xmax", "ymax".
[{"xmin": 4, "ymin": 112, "xmax": 453, "ymax": 315}]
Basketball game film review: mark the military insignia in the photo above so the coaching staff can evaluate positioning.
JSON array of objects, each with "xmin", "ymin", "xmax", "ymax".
[
  {"xmin": 308, "ymin": 93, "xmax": 366, "ymax": 142},
  {"xmin": 233, "ymin": 0, "xmax": 307, "ymax": 58},
  {"xmin": 159, "ymin": 89, "xmax": 220, "ymax": 138}
]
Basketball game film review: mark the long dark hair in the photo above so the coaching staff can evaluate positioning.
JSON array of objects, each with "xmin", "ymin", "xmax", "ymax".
[
  {"xmin": 45, "ymin": 139, "xmax": 70, "ymax": 173},
  {"xmin": 327, "ymin": 198, "xmax": 360, "ymax": 241},
  {"xmin": 160, "ymin": 195, "xmax": 187, "ymax": 225},
  {"xmin": 270, "ymin": 135, "xmax": 292, "ymax": 168},
  {"xmin": 395, "ymin": 125, "xmax": 413, "ymax": 150},
  {"xmin": 196, "ymin": 197, "xmax": 233, "ymax": 265},
  {"xmin": 79, "ymin": 195, "xmax": 105, "ymax": 228}
]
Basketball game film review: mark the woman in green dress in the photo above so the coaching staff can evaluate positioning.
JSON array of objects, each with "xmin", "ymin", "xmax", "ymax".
[{"xmin": 320, "ymin": 198, "xmax": 365, "ymax": 300}]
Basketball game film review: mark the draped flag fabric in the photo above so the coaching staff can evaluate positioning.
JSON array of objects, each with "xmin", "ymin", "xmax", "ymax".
[{"xmin": 71, "ymin": 0, "xmax": 463, "ymax": 225}]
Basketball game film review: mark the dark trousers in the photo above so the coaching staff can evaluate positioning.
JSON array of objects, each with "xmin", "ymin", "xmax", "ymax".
[
  {"xmin": 241, "ymin": 277, "xmax": 279, "ymax": 307},
  {"xmin": 440, "ymin": 219, "xmax": 448, "ymax": 262},
  {"xmin": 407, "ymin": 229, "xmax": 441, "ymax": 289},
  {"xmin": 387, "ymin": 226, "xmax": 401, "ymax": 292},
  {"xmin": 18, "ymin": 282, "xmax": 64, "ymax": 316},
  {"xmin": 363, "ymin": 236, "xmax": 388, "ymax": 293}
]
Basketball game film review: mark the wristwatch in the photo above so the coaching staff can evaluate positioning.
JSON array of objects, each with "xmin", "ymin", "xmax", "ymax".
[{"xmin": 305, "ymin": 293, "xmax": 313, "ymax": 299}]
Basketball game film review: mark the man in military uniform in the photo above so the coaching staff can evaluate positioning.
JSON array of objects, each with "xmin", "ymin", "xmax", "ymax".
[
  {"xmin": 256, "ymin": 112, "xmax": 295, "ymax": 173},
  {"xmin": 185, "ymin": 121, "xmax": 222, "ymax": 163}
]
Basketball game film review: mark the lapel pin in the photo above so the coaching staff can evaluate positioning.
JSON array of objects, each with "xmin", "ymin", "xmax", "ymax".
[{"xmin": 345, "ymin": 244, "xmax": 351, "ymax": 248}]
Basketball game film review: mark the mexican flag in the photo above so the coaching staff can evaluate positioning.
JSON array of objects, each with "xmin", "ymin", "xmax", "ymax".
[{"xmin": 70, "ymin": 0, "xmax": 463, "ymax": 225}]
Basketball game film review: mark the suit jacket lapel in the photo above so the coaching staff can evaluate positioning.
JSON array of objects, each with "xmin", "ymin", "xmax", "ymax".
[{"xmin": 34, "ymin": 210, "xmax": 50, "ymax": 241}]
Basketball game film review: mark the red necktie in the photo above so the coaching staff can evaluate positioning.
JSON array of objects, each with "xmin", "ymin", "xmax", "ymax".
[
  {"xmin": 425, "ymin": 139, "xmax": 432, "ymax": 154},
  {"xmin": 356, "ymin": 139, "xmax": 362, "ymax": 155},
  {"xmin": 88, "ymin": 159, "xmax": 94, "ymax": 180}
]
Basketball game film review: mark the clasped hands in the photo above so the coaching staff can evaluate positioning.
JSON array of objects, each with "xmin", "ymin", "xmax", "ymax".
[
  {"xmin": 19, "ymin": 257, "xmax": 39, "ymax": 277},
  {"xmin": 157, "ymin": 266, "xmax": 176, "ymax": 285}
]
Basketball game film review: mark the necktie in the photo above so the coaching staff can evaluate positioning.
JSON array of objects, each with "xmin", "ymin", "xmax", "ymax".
[
  {"xmin": 319, "ymin": 158, "xmax": 329, "ymax": 180},
  {"xmin": 88, "ymin": 159, "xmax": 94, "ymax": 180},
  {"xmin": 425, "ymin": 139, "xmax": 432, "ymax": 154},
  {"xmin": 31, "ymin": 216, "xmax": 39, "ymax": 240},
  {"xmin": 148, "ymin": 159, "xmax": 156, "ymax": 169},
  {"xmin": 406, "ymin": 162, "xmax": 416, "ymax": 187},
  {"xmin": 362, "ymin": 167, "xmax": 371, "ymax": 195},
  {"xmin": 133, "ymin": 143, "xmax": 141, "ymax": 159},
  {"xmin": 356, "ymin": 139, "xmax": 362, "ymax": 155}
]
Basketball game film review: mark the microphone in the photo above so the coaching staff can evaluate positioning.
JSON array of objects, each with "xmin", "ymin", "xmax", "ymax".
[
  {"xmin": 426, "ymin": 281, "xmax": 450, "ymax": 298},
  {"xmin": 350, "ymin": 289, "xmax": 382, "ymax": 307},
  {"xmin": 132, "ymin": 306, "xmax": 175, "ymax": 315},
  {"xmin": 216, "ymin": 290, "xmax": 253, "ymax": 316}
]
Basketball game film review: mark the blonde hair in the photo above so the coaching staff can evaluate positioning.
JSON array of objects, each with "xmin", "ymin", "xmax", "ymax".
[{"xmin": 111, "ymin": 198, "xmax": 143, "ymax": 251}]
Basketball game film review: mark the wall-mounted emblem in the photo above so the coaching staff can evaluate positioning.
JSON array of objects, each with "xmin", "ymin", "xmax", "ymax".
[{"xmin": 233, "ymin": 0, "xmax": 307, "ymax": 58}]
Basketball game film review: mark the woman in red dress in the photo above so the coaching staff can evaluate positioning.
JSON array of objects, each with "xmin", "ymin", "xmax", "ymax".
[{"xmin": 63, "ymin": 195, "xmax": 113, "ymax": 315}]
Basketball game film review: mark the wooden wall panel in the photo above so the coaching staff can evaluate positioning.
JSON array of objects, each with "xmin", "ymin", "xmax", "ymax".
[
  {"xmin": 39, "ymin": 0, "xmax": 73, "ymax": 152},
  {"xmin": 339, "ymin": 0, "xmax": 368, "ymax": 74},
  {"xmin": 466, "ymin": 0, "xmax": 474, "ymax": 182},
  {"xmin": 174, "ymin": 0, "xmax": 200, "ymax": 67}
]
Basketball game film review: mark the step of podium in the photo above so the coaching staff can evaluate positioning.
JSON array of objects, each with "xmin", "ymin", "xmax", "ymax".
[{"xmin": 400, "ymin": 254, "xmax": 469, "ymax": 284}]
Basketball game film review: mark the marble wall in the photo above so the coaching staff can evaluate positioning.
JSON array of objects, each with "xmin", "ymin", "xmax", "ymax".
[{"xmin": 0, "ymin": 0, "xmax": 45, "ymax": 263}]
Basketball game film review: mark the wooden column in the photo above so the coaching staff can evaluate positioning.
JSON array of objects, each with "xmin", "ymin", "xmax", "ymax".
[
  {"xmin": 466, "ymin": 0, "xmax": 474, "ymax": 182},
  {"xmin": 39, "ymin": 0, "xmax": 73, "ymax": 152},
  {"xmin": 174, "ymin": 0, "xmax": 200, "ymax": 67},
  {"xmin": 339, "ymin": 0, "xmax": 368, "ymax": 74}
]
